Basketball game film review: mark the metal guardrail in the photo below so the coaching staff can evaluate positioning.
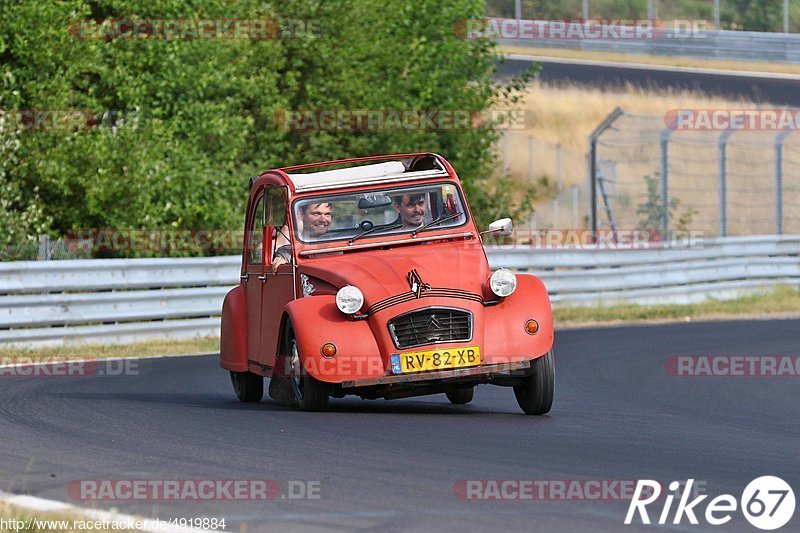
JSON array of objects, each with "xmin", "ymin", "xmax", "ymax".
[
  {"xmin": 497, "ymin": 26, "xmax": 800, "ymax": 64},
  {"xmin": 0, "ymin": 235, "xmax": 798, "ymax": 347}
]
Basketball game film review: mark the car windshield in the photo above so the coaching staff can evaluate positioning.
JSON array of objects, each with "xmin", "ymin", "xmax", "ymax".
[{"xmin": 292, "ymin": 182, "xmax": 468, "ymax": 243}]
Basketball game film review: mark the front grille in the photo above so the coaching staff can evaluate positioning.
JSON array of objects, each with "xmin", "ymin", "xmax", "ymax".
[{"xmin": 388, "ymin": 308, "xmax": 472, "ymax": 349}]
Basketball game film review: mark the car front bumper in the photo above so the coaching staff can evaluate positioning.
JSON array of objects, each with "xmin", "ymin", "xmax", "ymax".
[{"xmin": 340, "ymin": 359, "xmax": 531, "ymax": 388}]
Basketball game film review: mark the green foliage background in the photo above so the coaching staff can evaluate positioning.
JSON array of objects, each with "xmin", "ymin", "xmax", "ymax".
[{"xmin": 0, "ymin": 0, "xmax": 536, "ymax": 257}]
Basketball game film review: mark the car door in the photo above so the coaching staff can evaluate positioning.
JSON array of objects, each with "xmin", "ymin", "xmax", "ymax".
[
  {"xmin": 244, "ymin": 189, "xmax": 267, "ymax": 370},
  {"xmin": 258, "ymin": 186, "xmax": 295, "ymax": 370}
]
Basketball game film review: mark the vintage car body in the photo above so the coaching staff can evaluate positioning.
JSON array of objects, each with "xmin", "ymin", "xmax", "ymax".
[{"xmin": 220, "ymin": 153, "xmax": 555, "ymax": 414}]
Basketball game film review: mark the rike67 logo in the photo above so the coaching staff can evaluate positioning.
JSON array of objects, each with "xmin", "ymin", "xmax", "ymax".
[{"xmin": 626, "ymin": 477, "xmax": 795, "ymax": 530}]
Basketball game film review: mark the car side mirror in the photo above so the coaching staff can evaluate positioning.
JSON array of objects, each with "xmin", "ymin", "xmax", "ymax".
[{"xmin": 483, "ymin": 218, "xmax": 513, "ymax": 237}]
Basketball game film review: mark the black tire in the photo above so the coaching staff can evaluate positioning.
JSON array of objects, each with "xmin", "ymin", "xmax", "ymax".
[
  {"xmin": 230, "ymin": 371, "xmax": 263, "ymax": 402},
  {"xmin": 513, "ymin": 350, "xmax": 555, "ymax": 415},
  {"xmin": 287, "ymin": 326, "xmax": 330, "ymax": 411},
  {"xmin": 446, "ymin": 386, "xmax": 474, "ymax": 405}
]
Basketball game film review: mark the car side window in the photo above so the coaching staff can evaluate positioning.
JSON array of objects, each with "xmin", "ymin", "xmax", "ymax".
[
  {"xmin": 266, "ymin": 186, "xmax": 290, "ymax": 265},
  {"xmin": 248, "ymin": 193, "xmax": 265, "ymax": 265},
  {"xmin": 267, "ymin": 187, "xmax": 288, "ymax": 228}
]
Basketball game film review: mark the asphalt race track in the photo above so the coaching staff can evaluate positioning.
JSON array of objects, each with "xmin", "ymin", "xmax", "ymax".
[
  {"xmin": 498, "ymin": 57, "xmax": 800, "ymax": 106},
  {"xmin": 2, "ymin": 319, "xmax": 799, "ymax": 532}
]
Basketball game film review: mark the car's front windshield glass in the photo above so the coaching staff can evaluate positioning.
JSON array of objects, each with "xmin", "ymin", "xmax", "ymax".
[{"xmin": 292, "ymin": 182, "xmax": 468, "ymax": 243}]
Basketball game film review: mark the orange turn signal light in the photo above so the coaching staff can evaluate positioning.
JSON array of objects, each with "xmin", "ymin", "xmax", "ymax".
[
  {"xmin": 321, "ymin": 343, "xmax": 337, "ymax": 358},
  {"xmin": 525, "ymin": 319, "xmax": 539, "ymax": 335}
]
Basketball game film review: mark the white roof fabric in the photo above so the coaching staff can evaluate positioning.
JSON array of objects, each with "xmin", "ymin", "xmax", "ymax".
[{"xmin": 286, "ymin": 161, "xmax": 448, "ymax": 192}]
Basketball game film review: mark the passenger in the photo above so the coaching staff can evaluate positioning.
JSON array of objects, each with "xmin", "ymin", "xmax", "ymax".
[{"xmin": 393, "ymin": 194, "xmax": 427, "ymax": 230}]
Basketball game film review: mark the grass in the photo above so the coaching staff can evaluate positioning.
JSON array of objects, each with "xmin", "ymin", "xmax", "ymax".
[
  {"xmin": 500, "ymin": 44, "xmax": 800, "ymax": 76},
  {"xmin": 554, "ymin": 286, "xmax": 800, "ymax": 328},
  {"xmin": 0, "ymin": 336, "xmax": 218, "ymax": 360},
  {"xmin": 0, "ymin": 502, "xmax": 136, "ymax": 533},
  {"xmin": 505, "ymin": 80, "xmax": 757, "ymax": 154}
]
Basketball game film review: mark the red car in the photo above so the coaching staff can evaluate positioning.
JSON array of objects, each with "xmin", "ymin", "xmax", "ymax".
[{"xmin": 220, "ymin": 153, "xmax": 554, "ymax": 414}]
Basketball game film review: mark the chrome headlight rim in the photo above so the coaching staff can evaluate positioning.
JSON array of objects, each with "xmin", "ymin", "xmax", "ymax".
[
  {"xmin": 335, "ymin": 285, "xmax": 364, "ymax": 314},
  {"xmin": 490, "ymin": 268, "xmax": 517, "ymax": 297}
]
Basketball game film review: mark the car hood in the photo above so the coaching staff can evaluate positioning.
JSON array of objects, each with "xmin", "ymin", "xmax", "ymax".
[{"xmin": 298, "ymin": 242, "xmax": 490, "ymax": 305}]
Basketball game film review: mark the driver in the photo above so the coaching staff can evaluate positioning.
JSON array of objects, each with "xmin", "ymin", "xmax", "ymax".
[
  {"xmin": 393, "ymin": 194, "xmax": 427, "ymax": 229},
  {"xmin": 298, "ymin": 202, "xmax": 333, "ymax": 239},
  {"xmin": 271, "ymin": 201, "xmax": 332, "ymax": 272}
]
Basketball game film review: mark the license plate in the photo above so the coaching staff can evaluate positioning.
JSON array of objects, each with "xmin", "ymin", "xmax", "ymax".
[{"xmin": 390, "ymin": 346, "xmax": 481, "ymax": 374}]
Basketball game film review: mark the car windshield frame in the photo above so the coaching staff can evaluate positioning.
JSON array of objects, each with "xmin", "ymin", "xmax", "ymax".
[{"xmin": 290, "ymin": 181, "xmax": 471, "ymax": 245}]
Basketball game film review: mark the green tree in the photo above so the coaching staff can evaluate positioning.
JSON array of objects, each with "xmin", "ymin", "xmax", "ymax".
[
  {"xmin": 637, "ymin": 174, "xmax": 696, "ymax": 234},
  {"xmin": 721, "ymin": 0, "xmax": 783, "ymax": 31},
  {"xmin": 1, "ymin": 0, "xmax": 537, "ymax": 257}
]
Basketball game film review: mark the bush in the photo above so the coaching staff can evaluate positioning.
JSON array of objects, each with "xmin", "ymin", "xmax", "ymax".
[{"xmin": 0, "ymin": 0, "xmax": 538, "ymax": 256}]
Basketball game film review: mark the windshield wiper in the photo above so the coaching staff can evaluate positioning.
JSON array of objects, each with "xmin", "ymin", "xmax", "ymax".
[
  {"xmin": 411, "ymin": 212, "xmax": 462, "ymax": 237},
  {"xmin": 348, "ymin": 221, "xmax": 403, "ymax": 245}
]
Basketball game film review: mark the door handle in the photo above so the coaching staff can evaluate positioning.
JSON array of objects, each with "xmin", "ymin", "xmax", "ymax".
[
  {"xmin": 258, "ymin": 275, "xmax": 268, "ymax": 282},
  {"xmin": 240, "ymin": 273, "xmax": 249, "ymax": 281}
]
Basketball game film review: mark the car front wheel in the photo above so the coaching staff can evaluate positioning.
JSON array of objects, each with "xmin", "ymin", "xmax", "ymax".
[
  {"xmin": 230, "ymin": 371, "xmax": 263, "ymax": 402},
  {"xmin": 287, "ymin": 327, "xmax": 330, "ymax": 412},
  {"xmin": 513, "ymin": 350, "xmax": 554, "ymax": 415}
]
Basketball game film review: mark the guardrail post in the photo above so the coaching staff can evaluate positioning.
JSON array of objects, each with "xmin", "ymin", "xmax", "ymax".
[
  {"xmin": 660, "ymin": 128, "xmax": 673, "ymax": 237},
  {"xmin": 713, "ymin": 0, "xmax": 721, "ymax": 31},
  {"xmin": 588, "ymin": 107, "xmax": 624, "ymax": 240},
  {"xmin": 775, "ymin": 129, "xmax": 793, "ymax": 235},
  {"xmin": 718, "ymin": 129, "xmax": 735, "ymax": 237}
]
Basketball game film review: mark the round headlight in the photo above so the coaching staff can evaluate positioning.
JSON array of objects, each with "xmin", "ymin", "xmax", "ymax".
[
  {"xmin": 336, "ymin": 285, "xmax": 364, "ymax": 314},
  {"xmin": 490, "ymin": 269, "xmax": 517, "ymax": 297}
]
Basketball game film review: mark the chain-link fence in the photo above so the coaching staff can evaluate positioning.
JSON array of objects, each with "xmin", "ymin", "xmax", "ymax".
[
  {"xmin": 1, "ymin": 236, "xmax": 93, "ymax": 262},
  {"xmin": 499, "ymin": 109, "xmax": 800, "ymax": 237},
  {"xmin": 499, "ymin": 132, "xmax": 589, "ymax": 230},
  {"xmin": 589, "ymin": 109, "xmax": 800, "ymax": 236}
]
